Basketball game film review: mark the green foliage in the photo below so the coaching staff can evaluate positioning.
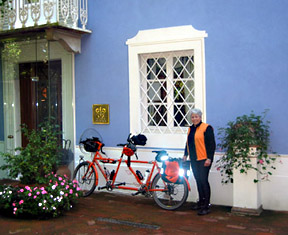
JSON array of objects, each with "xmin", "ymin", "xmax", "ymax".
[
  {"xmin": 0, "ymin": 121, "xmax": 62, "ymax": 184},
  {"xmin": 0, "ymin": 173, "xmax": 83, "ymax": 218},
  {"xmin": 216, "ymin": 110, "xmax": 277, "ymax": 184},
  {"xmin": 0, "ymin": 0, "xmax": 9, "ymax": 8}
]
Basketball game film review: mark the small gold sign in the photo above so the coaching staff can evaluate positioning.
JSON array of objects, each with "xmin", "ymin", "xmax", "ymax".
[{"xmin": 92, "ymin": 104, "xmax": 109, "ymax": 124}]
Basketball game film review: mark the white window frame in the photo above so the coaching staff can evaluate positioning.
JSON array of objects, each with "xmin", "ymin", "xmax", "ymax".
[{"xmin": 126, "ymin": 25, "xmax": 207, "ymax": 149}]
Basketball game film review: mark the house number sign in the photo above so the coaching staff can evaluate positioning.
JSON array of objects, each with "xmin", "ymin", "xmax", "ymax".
[{"xmin": 92, "ymin": 104, "xmax": 109, "ymax": 124}]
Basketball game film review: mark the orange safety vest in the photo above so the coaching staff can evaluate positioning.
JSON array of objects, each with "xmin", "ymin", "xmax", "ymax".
[{"xmin": 186, "ymin": 123, "xmax": 209, "ymax": 161}]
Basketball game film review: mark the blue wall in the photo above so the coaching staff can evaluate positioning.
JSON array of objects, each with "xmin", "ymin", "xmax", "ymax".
[{"xmin": 75, "ymin": 0, "xmax": 288, "ymax": 154}]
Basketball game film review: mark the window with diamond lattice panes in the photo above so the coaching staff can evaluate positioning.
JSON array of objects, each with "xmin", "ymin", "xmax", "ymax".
[{"xmin": 140, "ymin": 51, "xmax": 195, "ymax": 134}]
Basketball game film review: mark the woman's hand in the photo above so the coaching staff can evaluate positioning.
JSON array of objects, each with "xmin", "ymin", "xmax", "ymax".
[{"xmin": 204, "ymin": 159, "xmax": 211, "ymax": 167}]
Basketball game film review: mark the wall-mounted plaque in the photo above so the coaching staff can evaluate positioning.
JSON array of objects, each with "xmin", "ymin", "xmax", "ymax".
[{"xmin": 92, "ymin": 104, "xmax": 109, "ymax": 124}]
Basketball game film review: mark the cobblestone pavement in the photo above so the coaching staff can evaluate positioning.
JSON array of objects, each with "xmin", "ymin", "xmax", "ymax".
[{"xmin": 1, "ymin": 191, "xmax": 288, "ymax": 234}]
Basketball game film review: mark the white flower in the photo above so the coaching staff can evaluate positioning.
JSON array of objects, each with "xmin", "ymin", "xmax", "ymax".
[
  {"xmin": 43, "ymin": 200, "xmax": 47, "ymax": 204},
  {"xmin": 38, "ymin": 203, "xmax": 42, "ymax": 207},
  {"xmin": 52, "ymin": 185, "xmax": 57, "ymax": 190},
  {"xmin": 53, "ymin": 207, "xmax": 56, "ymax": 210},
  {"xmin": 50, "ymin": 195, "xmax": 53, "ymax": 198},
  {"xmin": 9, "ymin": 191, "xmax": 12, "ymax": 194},
  {"xmin": 60, "ymin": 191, "xmax": 64, "ymax": 195}
]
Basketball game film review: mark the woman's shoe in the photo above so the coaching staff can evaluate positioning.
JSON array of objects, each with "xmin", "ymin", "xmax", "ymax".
[{"xmin": 197, "ymin": 208, "xmax": 210, "ymax": 216}]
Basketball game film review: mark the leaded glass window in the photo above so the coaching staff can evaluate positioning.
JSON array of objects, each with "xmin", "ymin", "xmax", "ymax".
[{"xmin": 139, "ymin": 51, "xmax": 195, "ymax": 134}]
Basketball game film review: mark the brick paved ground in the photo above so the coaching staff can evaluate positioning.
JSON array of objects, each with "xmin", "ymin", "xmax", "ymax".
[{"xmin": 1, "ymin": 191, "xmax": 288, "ymax": 234}]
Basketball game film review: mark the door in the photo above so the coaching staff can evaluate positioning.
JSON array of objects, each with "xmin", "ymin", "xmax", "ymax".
[{"xmin": 19, "ymin": 60, "xmax": 62, "ymax": 146}]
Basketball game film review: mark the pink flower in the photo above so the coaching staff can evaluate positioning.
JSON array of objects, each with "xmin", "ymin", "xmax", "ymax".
[
  {"xmin": 58, "ymin": 177, "xmax": 62, "ymax": 181},
  {"xmin": 41, "ymin": 190, "xmax": 47, "ymax": 195},
  {"xmin": 33, "ymin": 196, "xmax": 37, "ymax": 199},
  {"xmin": 217, "ymin": 167, "xmax": 221, "ymax": 171},
  {"xmin": 61, "ymin": 182, "xmax": 65, "ymax": 186},
  {"xmin": 259, "ymin": 159, "xmax": 264, "ymax": 164},
  {"xmin": 65, "ymin": 193, "xmax": 68, "ymax": 197},
  {"xmin": 76, "ymin": 187, "xmax": 81, "ymax": 191},
  {"xmin": 33, "ymin": 187, "xmax": 38, "ymax": 191},
  {"xmin": 69, "ymin": 189, "xmax": 73, "ymax": 194},
  {"xmin": 65, "ymin": 185, "xmax": 69, "ymax": 189},
  {"xmin": 19, "ymin": 189, "xmax": 24, "ymax": 193},
  {"xmin": 25, "ymin": 186, "xmax": 31, "ymax": 191},
  {"xmin": 28, "ymin": 193, "xmax": 32, "ymax": 197},
  {"xmin": 19, "ymin": 200, "xmax": 24, "ymax": 205},
  {"xmin": 12, "ymin": 203, "xmax": 16, "ymax": 207},
  {"xmin": 36, "ymin": 191, "xmax": 40, "ymax": 195}
]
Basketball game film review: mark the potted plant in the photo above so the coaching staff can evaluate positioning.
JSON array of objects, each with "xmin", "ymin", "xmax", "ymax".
[
  {"xmin": 56, "ymin": 139, "xmax": 74, "ymax": 179},
  {"xmin": 216, "ymin": 110, "xmax": 277, "ymax": 184}
]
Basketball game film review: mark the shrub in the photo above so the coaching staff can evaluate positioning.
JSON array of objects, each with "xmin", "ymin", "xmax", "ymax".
[
  {"xmin": 0, "ymin": 121, "xmax": 62, "ymax": 184},
  {"xmin": 0, "ymin": 173, "xmax": 82, "ymax": 218}
]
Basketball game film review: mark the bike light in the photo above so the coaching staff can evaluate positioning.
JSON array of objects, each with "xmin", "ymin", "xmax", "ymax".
[
  {"xmin": 179, "ymin": 168, "xmax": 184, "ymax": 177},
  {"xmin": 160, "ymin": 155, "xmax": 169, "ymax": 161},
  {"xmin": 179, "ymin": 168, "xmax": 191, "ymax": 177}
]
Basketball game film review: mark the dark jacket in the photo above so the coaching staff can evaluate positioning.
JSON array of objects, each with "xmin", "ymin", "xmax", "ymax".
[{"xmin": 184, "ymin": 122, "xmax": 216, "ymax": 161}]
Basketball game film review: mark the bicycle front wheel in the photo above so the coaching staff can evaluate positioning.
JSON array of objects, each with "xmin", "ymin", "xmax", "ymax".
[
  {"xmin": 151, "ymin": 173, "xmax": 188, "ymax": 210},
  {"xmin": 73, "ymin": 161, "xmax": 97, "ymax": 197}
]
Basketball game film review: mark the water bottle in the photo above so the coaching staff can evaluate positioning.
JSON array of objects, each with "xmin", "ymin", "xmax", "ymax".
[
  {"xmin": 110, "ymin": 170, "xmax": 115, "ymax": 180},
  {"xmin": 136, "ymin": 170, "xmax": 143, "ymax": 180},
  {"xmin": 104, "ymin": 167, "xmax": 110, "ymax": 178},
  {"xmin": 143, "ymin": 170, "xmax": 150, "ymax": 183}
]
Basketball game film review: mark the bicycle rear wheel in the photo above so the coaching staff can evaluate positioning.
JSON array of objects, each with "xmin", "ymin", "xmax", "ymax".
[
  {"xmin": 151, "ymin": 173, "xmax": 188, "ymax": 210},
  {"xmin": 73, "ymin": 161, "xmax": 97, "ymax": 197}
]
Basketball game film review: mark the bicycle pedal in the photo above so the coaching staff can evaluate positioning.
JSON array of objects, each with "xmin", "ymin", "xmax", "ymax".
[
  {"xmin": 98, "ymin": 186, "xmax": 107, "ymax": 190},
  {"xmin": 132, "ymin": 191, "xmax": 141, "ymax": 196}
]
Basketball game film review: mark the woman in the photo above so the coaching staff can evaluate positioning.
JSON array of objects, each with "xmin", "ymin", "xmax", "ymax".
[{"xmin": 183, "ymin": 108, "xmax": 216, "ymax": 216}]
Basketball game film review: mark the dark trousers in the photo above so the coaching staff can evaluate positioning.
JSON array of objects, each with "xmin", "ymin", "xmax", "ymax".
[{"xmin": 190, "ymin": 159, "xmax": 212, "ymax": 209}]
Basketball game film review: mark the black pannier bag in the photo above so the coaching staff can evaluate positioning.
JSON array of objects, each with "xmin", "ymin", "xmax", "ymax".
[
  {"xmin": 82, "ymin": 137, "xmax": 100, "ymax": 152},
  {"xmin": 131, "ymin": 134, "xmax": 147, "ymax": 146}
]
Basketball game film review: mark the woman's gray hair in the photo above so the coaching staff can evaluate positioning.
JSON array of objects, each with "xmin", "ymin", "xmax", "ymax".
[{"xmin": 189, "ymin": 108, "xmax": 202, "ymax": 118}]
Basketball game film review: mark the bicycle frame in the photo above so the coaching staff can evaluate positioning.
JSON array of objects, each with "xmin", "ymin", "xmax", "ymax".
[{"xmin": 83, "ymin": 150, "xmax": 191, "ymax": 192}]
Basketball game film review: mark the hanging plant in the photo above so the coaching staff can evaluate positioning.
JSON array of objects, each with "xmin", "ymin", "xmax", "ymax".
[{"xmin": 216, "ymin": 110, "xmax": 278, "ymax": 184}]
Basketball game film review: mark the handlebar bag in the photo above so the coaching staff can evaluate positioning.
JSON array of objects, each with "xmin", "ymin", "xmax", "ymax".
[
  {"xmin": 83, "ymin": 138, "xmax": 100, "ymax": 152},
  {"xmin": 131, "ymin": 134, "xmax": 147, "ymax": 146}
]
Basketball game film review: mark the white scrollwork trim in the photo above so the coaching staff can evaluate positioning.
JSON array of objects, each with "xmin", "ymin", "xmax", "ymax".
[
  {"xmin": 71, "ymin": 0, "xmax": 79, "ymax": 27},
  {"xmin": 44, "ymin": 0, "xmax": 54, "ymax": 23},
  {"xmin": 61, "ymin": 0, "xmax": 69, "ymax": 24},
  {"xmin": 31, "ymin": 3, "xmax": 41, "ymax": 25},
  {"xmin": 19, "ymin": 5, "xmax": 29, "ymax": 27}
]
